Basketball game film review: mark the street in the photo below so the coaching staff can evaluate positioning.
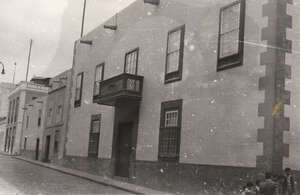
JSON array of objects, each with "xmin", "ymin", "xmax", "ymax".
[{"xmin": 0, "ymin": 154, "xmax": 132, "ymax": 195}]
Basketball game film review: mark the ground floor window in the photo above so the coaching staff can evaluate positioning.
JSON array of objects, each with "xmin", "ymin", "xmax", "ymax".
[
  {"xmin": 158, "ymin": 99, "xmax": 182, "ymax": 161},
  {"xmin": 88, "ymin": 114, "xmax": 101, "ymax": 157}
]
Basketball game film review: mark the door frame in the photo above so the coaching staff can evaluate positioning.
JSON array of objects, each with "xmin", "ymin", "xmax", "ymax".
[
  {"xmin": 44, "ymin": 135, "xmax": 51, "ymax": 162},
  {"xmin": 35, "ymin": 138, "xmax": 40, "ymax": 160},
  {"xmin": 115, "ymin": 122, "xmax": 133, "ymax": 177}
]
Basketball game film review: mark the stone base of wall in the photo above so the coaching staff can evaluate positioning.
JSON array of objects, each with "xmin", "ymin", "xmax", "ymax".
[
  {"xmin": 47, "ymin": 156, "xmax": 300, "ymax": 194},
  {"xmin": 54, "ymin": 155, "xmax": 111, "ymax": 177},
  {"xmin": 134, "ymin": 161, "xmax": 260, "ymax": 195}
]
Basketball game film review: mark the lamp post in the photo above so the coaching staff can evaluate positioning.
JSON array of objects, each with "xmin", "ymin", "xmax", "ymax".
[{"xmin": 0, "ymin": 61, "xmax": 5, "ymax": 74}]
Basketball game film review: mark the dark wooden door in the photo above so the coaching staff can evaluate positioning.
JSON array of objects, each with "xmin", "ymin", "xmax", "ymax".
[
  {"xmin": 35, "ymin": 138, "xmax": 40, "ymax": 160},
  {"xmin": 45, "ymin": 136, "xmax": 51, "ymax": 162},
  {"xmin": 115, "ymin": 122, "xmax": 133, "ymax": 177}
]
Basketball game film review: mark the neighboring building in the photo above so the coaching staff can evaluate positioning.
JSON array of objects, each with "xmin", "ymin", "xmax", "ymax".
[
  {"xmin": 4, "ymin": 81, "xmax": 49, "ymax": 155},
  {"xmin": 62, "ymin": 0, "xmax": 299, "ymax": 193},
  {"xmin": 22, "ymin": 96, "xmax": 47, "ymax": 161},
  {"xmin": 0, "ymin": 82, "xmax": 16, "ymax": 152},
  {"xmin": 0, "ymin": 117, "xmax": 7, "ymax": 151},
  {"xmin": 41, "ymin": 69, "xmax": 72, "ymax": 162}
]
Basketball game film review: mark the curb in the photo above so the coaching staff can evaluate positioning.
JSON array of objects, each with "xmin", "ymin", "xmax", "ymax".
[{"xmin": 12, "ymin": 155, "xmax": 171, "ymax": 195}]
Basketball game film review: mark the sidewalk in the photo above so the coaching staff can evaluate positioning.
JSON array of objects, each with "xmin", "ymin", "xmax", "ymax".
[{"xmin": 12, "ymin": 155, "xmax": 171, "ymax": 195}]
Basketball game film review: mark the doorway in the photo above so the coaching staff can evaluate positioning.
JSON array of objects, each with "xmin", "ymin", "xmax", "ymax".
[
  {"xmin": 35, "ymin": 138, "xmax": 40, "ymax": 160},
  {"xmin": 115, "ymin": 122, "xmax": 133, "ymax": 177},
  {"xmin": 44, "ymin": 135, "xmax": 51, "ymax": 162}
]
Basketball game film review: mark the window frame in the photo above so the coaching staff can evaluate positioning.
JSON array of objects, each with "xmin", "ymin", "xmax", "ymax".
[
  {"xmin": 217, "ymin": 0, "xmax": 245, "ymax": 71},
  {"xmin": 14, "ymin": 98, "xmax": 19, "ymax": 122},
  {"xmin": 88, "ymin": 114, "xmax": 101, "ymax": 158},
  {"xmin": 74, "ymin": 72, "xmax": 84, "ymax": 107},
  {"xmin": 37, "ymin": 109, "xmax": 42, "ymax": 127},
  {"xmin": 124, "ymin": 47, "xmax": 139, "ymax": 75},
  {"xmin": 26, "ymin": 115, "xmax": 29, "ymax": 129},
  {"xmin": 158, "ymin": 99, "xmax": 183, "ymax": 162},
  {"xmin": 165, "ymin": 25, "xmax": 185, "ymax": 84},
  {"xmin": 56, "ymin": 105, "xmax": 63, "ymax": 123},
  {"xmin": 93, "ymin": 63, "xmax": 105, "ymax": 96}
]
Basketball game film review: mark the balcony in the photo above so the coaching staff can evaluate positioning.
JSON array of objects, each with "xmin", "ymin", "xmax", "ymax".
[{"xmin": 93, "ymin": 73, "xmax": 144, "ymax": 106}]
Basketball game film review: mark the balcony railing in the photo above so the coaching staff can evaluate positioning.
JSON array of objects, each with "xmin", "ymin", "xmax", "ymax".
[{"xmin": 93, "ymin": 73, "xmax": 144, "ymax": 106}]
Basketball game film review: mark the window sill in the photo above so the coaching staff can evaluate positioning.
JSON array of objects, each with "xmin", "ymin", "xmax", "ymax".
[{"xmin": 217, "ymin": 53, "xmax": 243, "ymax": 71}]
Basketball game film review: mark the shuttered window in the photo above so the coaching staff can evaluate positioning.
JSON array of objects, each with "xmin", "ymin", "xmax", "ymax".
[
  {"xmin": 158, "ymin": 99, "xmax": 182, "ymax": 161},
  {"xmin": 124, "ymin": 48, "xmax": 139, "ymax": 75},
  {"xmin": 74, "ymin": 72, "xmax": 83, "ymax": 107},
  {"xmin": 94, "ymin": 63, "xmax": 105, "ymax": 96},
  {"xmin": 165, "ymin": 25, "xmax": 185, "ymax": 83},
  {"xmin": 88, "ymin": 114, "xmax": 101, "ymax": 157},
  {"xmin": 217, "ymin": 0, "xmax": 245, "ymax": 71}
]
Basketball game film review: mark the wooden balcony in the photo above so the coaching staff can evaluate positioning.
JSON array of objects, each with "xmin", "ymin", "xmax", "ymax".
[{"xmin": 93, "ymin": 73, "xmax": 144, "ymax": 106}]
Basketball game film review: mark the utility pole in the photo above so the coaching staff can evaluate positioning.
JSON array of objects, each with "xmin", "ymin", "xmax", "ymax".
[
  {"xmin": 80, "ymin": 0, "xmax": 87, "ymax": 38},
  {"xmin": 12, "ymin": 62, "xmax": 16, "ymax": 84},
  {"xmin": 25, "ymin": 39, "xmax": 33, "ymax": 82}
]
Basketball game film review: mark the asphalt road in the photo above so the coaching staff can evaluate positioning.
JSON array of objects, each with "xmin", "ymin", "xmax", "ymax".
[{"xmin": 0, "ymin": 154, "xmax": 132, "ymax": 195}]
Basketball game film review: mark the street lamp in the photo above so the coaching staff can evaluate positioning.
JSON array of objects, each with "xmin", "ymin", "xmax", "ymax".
[{"xmin": 0, "ymin": 61, "xmax": 5, "ymax": 74}]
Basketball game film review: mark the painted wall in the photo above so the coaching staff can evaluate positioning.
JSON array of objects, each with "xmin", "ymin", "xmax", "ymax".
[
  {"xmin": 284, "ymin": 0, "xmax": 300, "ymax": 171},
  {"xmin": 22, "ymin": 96, "xmax": 47, "ymax": 154},
  {"xmin": 42, "ymin": 69, "xmax": 72, "ymax": 160},
  {"xmin": 7, "ymin": 83, "xmax": 48, "ymax": 154},
  {"xmin": 68, "ymin": 0, "xmax": 267, "ymax": 167}
]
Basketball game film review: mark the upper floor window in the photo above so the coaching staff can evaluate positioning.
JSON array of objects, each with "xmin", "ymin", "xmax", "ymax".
[
  {"xmin": 94, "ymin": 63, "xmax": 105, "ymax": 96},
  {"xmin": 11, "ymin": 99, "xmax": 15, "ymax": 123},
  {"xmin": 37, "ymin": 109, "xmax": 42, "ymax": 127},
  {"xmin": 47, "ymin": 108, "xmax": 52, "ymax": 125},
  {"xmin": 165, "ymin": 25, "xmax": 185, "ymax": 84},
  {"xmin": 74, "ymin": 72, "xmax": 84, "ymax": 107},
  {"xmin": 124, "ymin": 48, "xmax": 139, "ymax": 75},
  {"xmin": 26, "ymin": 115, "xmax": 29, "ymax": 129},
  {"xmin": 158, "ymin": 99, "xmax": 182, "ymax": 161},
  {"xmin": 217, "ymin": 0, "xmax": 245, "ymax": 71},
  {"xmin": 8, "ymin": 101, "xmax": 12, "ymax": 124},
  {"xmin": 14, "ymin": 98, "xmax": 19, "ymax": 122},
  {"xmin": 56, "ymin": 105, "xmax": 63, "ymax": 123}
]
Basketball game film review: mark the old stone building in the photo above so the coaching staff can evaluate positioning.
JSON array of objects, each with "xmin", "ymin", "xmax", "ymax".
[
  {"xmin": 41, "ymin": 69, "xmax": 72, "ymax": 162},
  {"xmin": 61, "ymin": 0, "xmax": 300, "ymax": 193},
  {"xmin": 4, "ymin": 81, "xmax": 49, "ymax": 155},
  {"xmin": 22, "ymin": 96, "xmax": 47, "ymax": 161}
]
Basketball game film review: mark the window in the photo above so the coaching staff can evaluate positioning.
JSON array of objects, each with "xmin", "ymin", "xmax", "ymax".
[
  {"xmin": 94, "ymin": 63, "xmax": 105, "ymax": 96},
  {"xmin": 47, "ymin": 108, "xmax": 52, "ymax": 125},
  {"xmin": 11, "ymin": 100, "xmax": 15, "ymax": 123},
  {"xmin": 74, "ymin": 72, "xmax": 84, "ymax": 107},
  {"xmin": 217, "ymin": 0, "xmax": 245, "ymax": 71},
  {"xmin": 56, "ymin": 105, "xmax": 63, "ymax": 123},
  {"xmin": 88, "ymin": 114, "xmax": 101, "ymax": 157},
  {"xmin": 14, "ymin": 98, "xmax": 19, "ymax": 122},
  {"xmin": 124, "ymin": 48, "xmax": 139, "ymax": 75},
  {"xmin": 8, "ymin": 101, "xmax": 12, "ymax": 124},
  {"xmin": 26, "ymin": 115, "xmax": 29, "ymax": 129},
  {"xmin": 158, "ymin": 99, "xmax": 182, "ymax": 161},
  {"xmin": 37, "ymin": 109, "xmax": 42, "ymax": 127},
  {"xmin": 165, "ymin": 25, "xmax": 185, "ymax": 83}
]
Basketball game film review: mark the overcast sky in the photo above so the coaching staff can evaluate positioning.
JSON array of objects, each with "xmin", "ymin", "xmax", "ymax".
[{"xmin": 0, "ymin": 0, "xmax": 135, "ymax": 83}]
